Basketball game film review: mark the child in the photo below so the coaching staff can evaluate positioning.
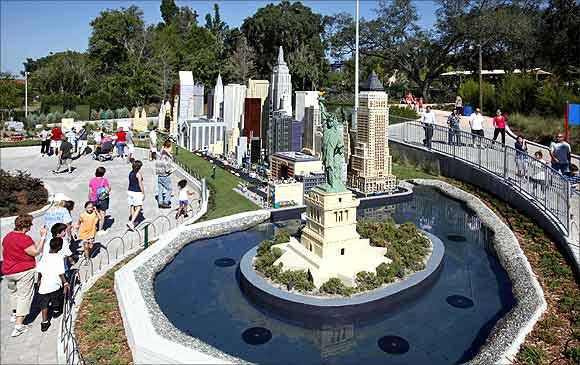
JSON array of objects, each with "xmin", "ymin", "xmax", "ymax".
[
  {"xmin": 50, "ymin": 223, "xmax": 75, "ymax": 271},
  {"xmin": 76, "ymin": 201, "xmax": 98, "ymax": 261},
  {"xmin": 176, "ymin": 179, "xmax": 194, "ymax": 219},
  {"xmin": 36, "ymin": 237, "xmax": 70, "ymax": 332}
]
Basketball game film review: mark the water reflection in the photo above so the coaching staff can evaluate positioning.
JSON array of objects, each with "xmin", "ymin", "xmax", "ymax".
[{"xmin": 155, "ymin": 187, "xmax": 515, "ymax": 365}]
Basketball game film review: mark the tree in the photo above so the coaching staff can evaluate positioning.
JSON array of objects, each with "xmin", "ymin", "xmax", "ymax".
[
  {"xmin": 241, "ymin": 0, "xmax": 327, "ymax": 88},
  {"xmin": 160, "ymin": 0, "xmax": 178, "ymax": 25},
  {"xmin": 27, "ymin": 51, "xmax": 93, "ymax": 97},
  {"xmin": 205, "ymin": 3, "xmax": 228, "ymax": 56},
  {"xmin": 224, "ymin": 36, "xmax": 257, "ymax": 83},
  {"xmin": 0, "ymin": 73, "xmax": 24, "ymax": 121}
]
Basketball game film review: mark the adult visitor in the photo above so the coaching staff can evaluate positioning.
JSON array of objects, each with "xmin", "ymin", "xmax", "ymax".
[
  {"xmin": 115, "ymin": 127, "xmax": 127, "ymax": 159},
  {"xmin": 77, "ymin": 125, "xmax": 89, "ymax": 156},
  {"xmin": 126, "ymin": 126, "xmax": 135, "ymax": 163},
  {"xmin": 88, "ymin": 166, "xmax": 111, "ymax": 235},
  {"xmin": 447, "ymin": 109, "xmax": 461, "ymax": 145},
  {"xmin": 43, "ymin": 193, "xmax": 74, "ymax": 243},
  {"xmin": 514, "ymin": 136, "xmax": 528, "ymax": 176},
  {"xmin": 50, "ymin": 126, "xmax": 62, "ymax": 155},
  {"xmin": 52, "ymin": 135, "xmax": 74, "ymax": 174},
  {"xmin": 2, "ymin": 214, "xmax": 48, "ymax": 337},
  {"xmin": 149, "ymin": 127, "xmax": 158, "ymax": 160},
  {"xmin": 155, "ymin": 140, "xmax": 175, "ymax": 208},
  {"xmin": 65, "ymin": 127, "xmax": 77, "ymax": 154},
  {"xmin": 492, "ymin": 109, "xmax": 507, "ymax": 145},
  {"xmin": 421, "ymin": 106, "xmax": 436, "ymax": 149},
  {"xmin": 127, "ymin": 160, "xmax": 145, "ymax": 231},
  {"xmin": 39, "ymin": 127, "xmax": 51, "ymax": 157},
  {"xmin": 468, "ymin": 108, "xmax": 485, "ymax": 148},
  {"xmin": 455, "ymin": 95, "xmax": 463, "ymax": 116},
  {"xmin": 549, "ymin": 133, "xmax": 571, "ymax": 174}
]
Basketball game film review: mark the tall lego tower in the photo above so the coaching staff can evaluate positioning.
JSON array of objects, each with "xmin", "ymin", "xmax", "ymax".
[
  {"xmin": 348, "ymin": 71, "xmax": 396, "ymax": 194},
  {"xmin": 268, "ymin": 46, "xmax": 292, "ymax": 156}
]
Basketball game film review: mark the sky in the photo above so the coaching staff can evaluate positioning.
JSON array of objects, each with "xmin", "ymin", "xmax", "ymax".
[{"xmin": 1, "ymin": 0, "xmax": 438, "ymax": 76}]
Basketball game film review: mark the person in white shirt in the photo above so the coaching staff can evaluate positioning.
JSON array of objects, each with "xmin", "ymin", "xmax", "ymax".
[
  {"xmin": 469, "ymin": 108, "xmax": 485, "ymax": 148},
  {"xmin": 421, "ymin": 106, "xmax": 436, "ymax": 149},
  {"xmin": 36, "ymin": 237, "xmax": 69, "ymax": 332},
  {"xmin": 149, "ymin": 127, "xmax": 158, "ymax": 161},
  {"xmin": 39, "ymin": 128, "xmax": 52, "ymax": 157}
]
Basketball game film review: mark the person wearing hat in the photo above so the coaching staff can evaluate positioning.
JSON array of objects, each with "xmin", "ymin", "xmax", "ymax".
[{"xmin": 43, "ymin": 193, "xmax": 74, "ymax": 246}]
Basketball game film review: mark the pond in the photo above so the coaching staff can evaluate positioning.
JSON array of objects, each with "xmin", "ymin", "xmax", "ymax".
[{"xmin": 155, "ymin": 186, "xmax": 515, "ymax": 365}]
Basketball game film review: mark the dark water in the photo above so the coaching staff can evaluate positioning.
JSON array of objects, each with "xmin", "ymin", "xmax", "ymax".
[{"xmin": 155, "ymin": 187, "xmax": 515, "ymax": 365}]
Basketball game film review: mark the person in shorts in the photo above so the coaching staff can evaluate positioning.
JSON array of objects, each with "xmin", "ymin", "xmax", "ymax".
[
  {"xmin": 76, "ymin": 125, "xmax": 89, "ymax": 156},
  {"xmin": 115, "ymin": 127, "xmax": 127, "ymax": 159},
  {"xmin": 88, "ymin": 167, "xmax": 111, "ymax": 235},
  {"xmin": 126, "ymin": 126, "xmax": 135, "ymax": 163},
  {"xmin": 39, "ymin": 127, "xmax": 52, "ymax": 157},
  {"xmin": 76, "ymin": 201, "xmax": 98, "ymax": 260},
  {"xmin": 50, "ymin": 126, "xmax": 62, "ymax": 155},
  {"xmin": 53, "ymin": 135, "xmax": 73, "ymax": 174},
  {"xmin": 127, "ymin": 160, "xmax": 145, "ymax": 231},
  {"xmin": 175, "ymin": 179, "xmax": 194, "ymax": 219},
  {"xmin": 36, "ymin": 237, "xmax": 69, "ymax": 332}
]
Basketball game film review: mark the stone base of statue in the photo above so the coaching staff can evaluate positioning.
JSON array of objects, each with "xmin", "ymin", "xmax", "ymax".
[{"xmin": 273, "ymin": 186, "xmax": 391, "ymax": 287}]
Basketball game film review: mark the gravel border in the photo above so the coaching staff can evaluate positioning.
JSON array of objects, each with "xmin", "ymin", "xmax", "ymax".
[{"xmin": 410, "ymin": 179, "xmax": 546, "ymax": 364}]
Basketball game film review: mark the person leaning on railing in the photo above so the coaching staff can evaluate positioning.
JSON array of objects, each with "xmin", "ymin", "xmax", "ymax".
[
  {"xmin": 421, "ymin": 106, "xmax": 436, "ymax": 149},
  {"xmin": 447, "ymin": 109, "xmax": 461, "ymax": 146},
  {"xmin": 155, "ymin": 139, "xmax": 176, "ymax": 209}
]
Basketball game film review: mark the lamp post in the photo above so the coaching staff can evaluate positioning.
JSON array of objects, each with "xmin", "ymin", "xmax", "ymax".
[
  {"xmin": 24, "ymin": 71, "xmax": 29, "ymax": 121},
  {"xmin": 478, "ymin": 43, "xmax": 483, "ymax": 113}
]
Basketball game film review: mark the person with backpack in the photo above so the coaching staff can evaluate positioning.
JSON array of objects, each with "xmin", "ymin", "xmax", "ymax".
[{"xmin": 88, "ymin": 166, "xmax": 111, "ymax": 236}]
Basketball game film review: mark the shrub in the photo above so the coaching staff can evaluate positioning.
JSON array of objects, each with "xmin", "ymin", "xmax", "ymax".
[
  {"xmin": 565, "ymin": 347, "xmax": 580, "ymax": 364},
  {"xmin": 0, "ymin": 169, "xmax": 48, "ymax": 217},
  {"xmin": 277, "ymin": 269, "xmax": 315, "ymax": 291},
  {"xmin": 535, "ymin": 79, "xmax": 580, "ymax": 117},
  {"xmin": 116, "ymin": 107, "xmax": 130, "ymax": 118},
  {"xmin": 497, "ymin": 75, "xmax": 537, "ymax": 114},
  {"xmin": 516, "ymin": 345, "xmax": 546, "ymax": 365},
  {"xmin": 63, "ymin": 109, "xmax": 80, "ymax": 120},
  {"xmin": 104, "ymin": 109, "xmax": 115, "ymax": 120},
  {"xmin": 355, "ymin": 271, "xmax": 382, "ymax": 291},
  {"xmin": 320, "ymin": 278, "xmax": 354, "ymax": 296},
  {"xmin": 376, "ymin": 261, "xmax": 404, "ymax": 284},
  {"xmin": 256, "ymin": 239, "xmax": 274, "ymax": 257},
  {"xmin": 389, "ymin": 106, "xmax": 419, "ymax": 125},
  {"xmin": 459, "ymin": 79, "xmax": 496, "ymax": 112},
  {"xmin": 90, "ymin": 109, "xmax": 100, "ymax": 121},
  {"xmin": 273, "ymin": 229, "xmax": 290, "ymax": 244},
  {"xmin": 38, "ymin": 114, "xmax": 47, "ymax": 124},
  {"xmin": 46, "ymin": 112, "xmax": 56, "ymax": 124}
]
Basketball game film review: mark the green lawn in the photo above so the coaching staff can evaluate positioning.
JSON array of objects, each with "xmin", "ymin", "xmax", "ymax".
[
  {"xmin": 174, "ymin": 147, "xmax": 258, "ymax": 220},
  {"xmin": 392, "ymin": 162, "xmax": 439, "ymax": 180}
]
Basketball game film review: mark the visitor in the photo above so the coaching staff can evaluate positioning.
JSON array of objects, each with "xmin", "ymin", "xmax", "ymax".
[
  {"xmin": 88, "ymin": 166, "xmax": 111, "ymax": 235},
  {"xmin": 149, "ymin": 127, "xmax": 158, "ymax": 161},
  {"xmin": 75, "ymin": 201, "xmax": 98, "ymax": 261},
  {"xmin": 66, "ymin": 127, "xmax": 77, "ymax": 154},
  {"xmin": 126, "ymin": 126, "xmax": 135, "ymax": 163},
  {"xmin": 492, "ymin": 109, "xmax": 507, "ymax": 145},
  {"xmin": 469, "ymin": 108, "xmax": 485, "ymax": 148},
  {"xmin": 447, "ymin": 108, "xmax": 461, "ymax": 145},
  {"xmin": 549, "ymin": 133, "xmax": 571, "ymax": 174},
  {"xmin": 531, "ymin": 151, "xmax": 547, "ymax": 196},
  {"xmin": 77, "ymin": 125, "xmax": 89, "ymax": 156},
  {"xmin": 455, "ymin": 95, "xmax": 463, "ymax": 116},
  {"xmin": 48, "ymin": 222, "xmax": 73, "ymax": 261},
  {"xmin": 39, "ymin": 127, "xmax": 51, "ymax": 157},
  {"xmin": 115, "ymin": 127, "xmax": 127, "ymax": 159},
  {"xmin": 176, "ymin": 179, "xmax": 194, "ymax": 219},
  {"xmin": 421, "ymin": 106, "xmax": 436, "ymax": 149},
  {"xmin": 2, "ymin": 215, "xmax": 48, "ymax": 337},
  {"xmin": 155, "ymin": 140, "xmax": 175, "ymax": 208},
  {"xmin": 36, "ymin": 237, "xmax": 69, "ymax": 332},
  {"xmin": 50, "ymin": 126, "xmax": 62, "ymax": 156},
  {"xmin": 127, "ymin": 160, "xmax": 145, "ymax": 231},
  {"xmin": 52, "ymin": 135, "xmax": 74, "ymax": 174},
  {"xmin": 405, "ymin": 92, "xmax": 414, "ymax": 107},
  {"xmin": 93, "ymin": 128, "xmax": 103, "ymax": 149},
  {"xmin": 515, "ymin": 136, "xmax": 528, "ymax": 177},
  {"xmin": 43, "ymin": 194, "xmax": 73, "ymax": 244}
]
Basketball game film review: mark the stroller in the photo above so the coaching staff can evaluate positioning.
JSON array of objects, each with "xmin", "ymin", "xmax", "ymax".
[{"xmin": 94, "ymin": 140, "xmax": 114, "ymax": 162}]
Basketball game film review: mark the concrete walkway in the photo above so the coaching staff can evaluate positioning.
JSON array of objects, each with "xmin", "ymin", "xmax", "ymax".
[{"xmin": 0, "ymin": 147, "xmax": 188, "ymax": 364}]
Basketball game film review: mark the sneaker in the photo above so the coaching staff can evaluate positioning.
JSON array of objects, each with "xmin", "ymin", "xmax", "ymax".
[
  {"xmin": 41, "ymin": 321, "xmax": 51, "ymax": 332},
  {"xmin": 9, "ymin": 311, "xmax": 16, "ymax": 323},
  {"xmin": 126, "ymin": 222, "xmax": 134, "ymax": 231},
  {"xmin": 11, "ymin": 325, "xmax": 29, "ymax": 337}
]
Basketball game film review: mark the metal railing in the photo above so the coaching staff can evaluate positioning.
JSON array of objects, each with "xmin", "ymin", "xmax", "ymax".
[
  {"xmin": 390, "ymin": 121, "xmax": 572, "ymax": 236},
  {"xmin": 59, "ymin": 168, "xmax": 206, "ymax": 365}
]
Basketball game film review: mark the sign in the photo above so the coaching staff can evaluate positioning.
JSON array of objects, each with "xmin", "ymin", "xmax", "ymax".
[
  {"xmin": 569, "ymin": 104, "xmax": 580, "ymax": 126},
  {"xmin": 61, "ymin": 118, "xmax": 74, "ymax": 130}
]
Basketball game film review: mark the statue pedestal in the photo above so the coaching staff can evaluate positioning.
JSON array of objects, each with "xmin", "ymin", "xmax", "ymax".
[{"xmin": 274, "ymin": 187, "xmax": 390, "ymax": 287}]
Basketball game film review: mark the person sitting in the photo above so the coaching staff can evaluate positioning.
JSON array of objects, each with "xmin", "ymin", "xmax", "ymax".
[{"xmin": 565, "ymin": 164, "xmax": 580, "ymax": 191}]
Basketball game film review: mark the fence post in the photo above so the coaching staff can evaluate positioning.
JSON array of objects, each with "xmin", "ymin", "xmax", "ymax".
[
  {"xmin": 503, "ymin": 146, "xmax": 508, "ymax": 178},
  {"xmin": 143, "ymin": 224, "xmax": 149, "ymax": 249}
]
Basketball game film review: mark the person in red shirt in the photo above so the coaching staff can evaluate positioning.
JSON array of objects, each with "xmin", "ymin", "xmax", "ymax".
[
  {"xmin": 492, "ymin": 109, "xmax": 507, "ymax": 145},
  {"xmin": 2, "ymin": 215, "xmax": 48, "ymax": 337},
  {"xmin": 50, "ymin": 127, "xmax": 62, "ymax": 155},
  {"xmin": 115, "ymin": 127, "xmax": 127, "ymax": 159}
]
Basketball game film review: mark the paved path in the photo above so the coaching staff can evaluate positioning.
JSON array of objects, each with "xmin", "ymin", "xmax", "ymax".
[{"xmin": 0, "ymin": 147, "xmax": 190, "ymax": 364}]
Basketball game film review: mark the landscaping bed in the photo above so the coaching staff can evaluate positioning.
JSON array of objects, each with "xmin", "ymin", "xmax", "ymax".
[{"xmin": 0, "ymin": 169, "xmax": 48, "ymax": 217}]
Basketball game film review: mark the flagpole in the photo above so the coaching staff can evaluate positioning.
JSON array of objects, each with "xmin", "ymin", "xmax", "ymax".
[{"xmin": 354, "ymin": 0, "xmax": 359, "ymax": 130}]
